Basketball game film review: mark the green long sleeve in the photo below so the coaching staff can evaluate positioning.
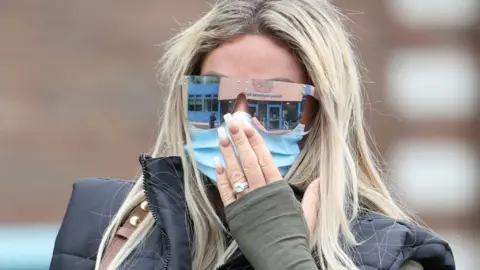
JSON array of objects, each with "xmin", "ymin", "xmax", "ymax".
[{"xmin": 225, "ymin": 180, "xmax": 317, "ymax": 270}]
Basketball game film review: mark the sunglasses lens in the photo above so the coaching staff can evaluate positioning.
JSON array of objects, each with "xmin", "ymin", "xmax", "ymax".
[{"xmin": 184, "ymin": 76, "xmax": 311, "ymax": 133}]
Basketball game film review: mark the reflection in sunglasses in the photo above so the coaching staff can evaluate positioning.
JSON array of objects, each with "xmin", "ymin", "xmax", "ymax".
[
  {"xmin": 184, "ymin": 76, "xmax": 317, "ymax": 133},
  {"xmin": 252, "ymin": 117, "xmax": 291, "ymax": 134}
]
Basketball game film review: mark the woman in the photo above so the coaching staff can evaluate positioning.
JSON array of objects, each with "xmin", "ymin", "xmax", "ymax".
[{"xmin": 50, "ymin": 0, "xmax": 455, "ymax": 269}]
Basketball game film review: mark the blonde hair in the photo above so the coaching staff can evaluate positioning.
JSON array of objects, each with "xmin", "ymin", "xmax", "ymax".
[{"xmin": 96, "ymin": 0, "xmax": 411, "ymax": 269}]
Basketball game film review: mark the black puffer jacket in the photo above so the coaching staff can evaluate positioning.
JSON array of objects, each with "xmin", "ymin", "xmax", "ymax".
[{"xmin": 50, "ymin": 155, "xmax": 455, "ymax": 270}]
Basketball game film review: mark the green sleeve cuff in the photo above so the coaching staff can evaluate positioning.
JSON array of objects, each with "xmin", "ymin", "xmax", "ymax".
[{"xmin": 225, "ymin": 180, "xmax": 317, "ymax": 270}]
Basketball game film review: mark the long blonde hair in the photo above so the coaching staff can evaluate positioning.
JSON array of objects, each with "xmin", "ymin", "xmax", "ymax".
[{"xmin": 96, "ymin": 0, "xmax": 411, "ymax": 269}]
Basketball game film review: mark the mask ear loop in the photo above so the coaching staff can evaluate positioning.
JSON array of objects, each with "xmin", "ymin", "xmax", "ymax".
[
  {"xmin": 293, "ymin": 123, "xmax": 310, "ymax": 136},
  {"xmin": 301, "ymin": 129, "xmax": 311, "ymax": 136}
]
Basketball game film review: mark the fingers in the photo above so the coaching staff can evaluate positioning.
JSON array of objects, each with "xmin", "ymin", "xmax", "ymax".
[
  {"xmin": 252, "ymin": 117, "xmax": 268, "ymax": 133},
  {"xmin": 243, "ymin": 126, "xmax": 282, "ymax": 183},
  {"xmin": 301, "ymin": 178, "xmax": 321, "ymax": 238},
  {"xmin": 224, "ymin": 114, "xmax": 266, "ymax": 189},
  {"xmin": 217, "ymin": 127, "xmax": 249, "ymax": 198},
  {"xmin": 215, "ymin": 157, "xmax": 236, "ymax": 206}
]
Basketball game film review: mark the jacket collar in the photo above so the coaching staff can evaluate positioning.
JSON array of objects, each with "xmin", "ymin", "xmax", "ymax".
[
  {"xmin": 138, "ymin": 153, "xmax": 305, "ymax": 270},
  {"xmin": 139, "ymin": 154, "xmax": 252, "ymax": 269},
  {"xmin": 139, "ymin": 154, "xmax": 192, "ymax": 270}
]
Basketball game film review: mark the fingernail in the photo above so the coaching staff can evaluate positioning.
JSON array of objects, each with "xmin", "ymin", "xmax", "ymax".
[
  {"xmin": 214, "ymin": 157, "xmax": 224, "ymax": 174},
  {"xmin": 217, "ymin": 127, "xmax": 227, "ymax": 139}
]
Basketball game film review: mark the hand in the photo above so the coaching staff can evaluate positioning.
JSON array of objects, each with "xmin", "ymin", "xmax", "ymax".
[
  {"xmin": 252, "ymin": 117, "xmax": 268, "ymax": 132},
  {"xmin": 215, "ymin": 114, "xmax": 320, "ymax": 237}
]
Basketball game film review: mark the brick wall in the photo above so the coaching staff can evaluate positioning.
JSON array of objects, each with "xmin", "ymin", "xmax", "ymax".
[{"xmin": 0, "ymin": 1, "xmax": 208, "ymax": 222}]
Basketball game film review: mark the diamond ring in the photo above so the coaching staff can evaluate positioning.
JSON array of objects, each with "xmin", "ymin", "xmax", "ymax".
[{"xmin": 232, "ymin": 182, "xmax": 249, "ymax": 195}]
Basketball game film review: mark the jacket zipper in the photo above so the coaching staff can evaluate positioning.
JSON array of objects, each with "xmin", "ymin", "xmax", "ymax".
[
  {"xmin": 216, "ymin": 248, "xmax": 244, "ymax": 270},
  {"xmin": 140, "ymin": 153, "xmax": 172, "ymax": 270},
  {"xmin": 140, "ymin": 153, "xmax": 244, "ymax": 270}
]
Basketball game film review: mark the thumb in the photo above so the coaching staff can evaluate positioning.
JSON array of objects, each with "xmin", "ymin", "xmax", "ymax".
[{"xmin": 301, "ymin": 178, "xmax": 321, "ymax": 238}]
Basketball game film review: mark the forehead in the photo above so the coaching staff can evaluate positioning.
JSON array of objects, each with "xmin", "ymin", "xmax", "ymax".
[{"xmin": 200, "ymin": 34, "xmax": 308, "ymax": 84}]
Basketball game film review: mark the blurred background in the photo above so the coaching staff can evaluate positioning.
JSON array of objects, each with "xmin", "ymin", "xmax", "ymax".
[{"xmin": 0, "ymin": 0, "xmax": 479, "ymax": 269}]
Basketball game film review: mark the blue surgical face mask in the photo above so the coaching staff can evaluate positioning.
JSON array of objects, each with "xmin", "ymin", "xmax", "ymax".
[{"xmin": 184, "ymin": 112, "xmax": 306, "ymax": 184}]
